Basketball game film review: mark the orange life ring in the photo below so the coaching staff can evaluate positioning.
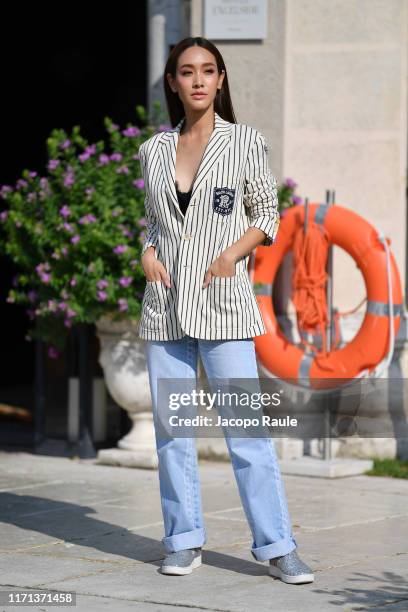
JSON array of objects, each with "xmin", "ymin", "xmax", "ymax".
[{"xmin": 251, "ymin": 203, "xmax": 403, "ymax": 386}]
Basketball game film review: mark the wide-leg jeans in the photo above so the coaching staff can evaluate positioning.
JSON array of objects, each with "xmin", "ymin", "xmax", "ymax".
[{"xmin": 145, "ymin": 333, "xmax": 297, "ymax": 561}]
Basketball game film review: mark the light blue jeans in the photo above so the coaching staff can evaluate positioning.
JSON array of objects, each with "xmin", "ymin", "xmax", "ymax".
[{"xmin": 145, "ymin": 333, "xmax": 297, "ymax": 561}]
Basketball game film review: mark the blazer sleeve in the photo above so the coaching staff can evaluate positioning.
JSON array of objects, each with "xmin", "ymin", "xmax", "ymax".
[
  {"xmin": 139, "ymin": 142, "xmax": 159, "ymax": 256},
  {"xmin": 243, "ymin": 131, "xmax": 280, "ymax": 246}
]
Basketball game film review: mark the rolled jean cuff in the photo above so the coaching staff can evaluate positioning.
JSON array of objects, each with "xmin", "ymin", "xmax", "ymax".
[
  {"xmin": 251, "ymin": 536, "xmax": 297, "ymax": 562},
  {"xmin": 162, "ymin": 527, "xmax": 206, "ymax": 553}
]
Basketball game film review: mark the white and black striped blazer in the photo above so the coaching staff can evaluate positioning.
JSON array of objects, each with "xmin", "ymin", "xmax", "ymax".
[{"xmin": 137, "ymin": 111, "xmax": 280, "ymax": 341}]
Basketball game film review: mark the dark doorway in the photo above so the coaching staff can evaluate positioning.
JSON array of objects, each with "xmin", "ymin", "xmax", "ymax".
[{"xmin": 0, "ymin": 4, "xmax": 147, "ymax": 446}]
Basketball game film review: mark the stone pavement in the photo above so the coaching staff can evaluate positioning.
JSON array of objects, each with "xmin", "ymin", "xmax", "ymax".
[{"xmin": 0, "ymin": 450, "xmax": 407, "ymax": 612}]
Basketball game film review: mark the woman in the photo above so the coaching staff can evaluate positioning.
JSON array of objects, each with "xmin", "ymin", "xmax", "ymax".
[{"xmin": 139, "ymin": 36, "xmax": 314, "ymax": 585}]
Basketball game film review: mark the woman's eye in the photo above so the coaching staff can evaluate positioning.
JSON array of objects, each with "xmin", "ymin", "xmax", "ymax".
[{"xmin": 181, "ymin": 70, "xmax": 214, "ymax": 75}]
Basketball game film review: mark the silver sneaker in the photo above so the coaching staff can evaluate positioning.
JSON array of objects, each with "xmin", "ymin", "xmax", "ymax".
[
  {"xmin": 161, "ymin": 547, "xmax": 202, "ymax": 575},
  {"xmin": 269, "ymin": 550, "xmax": 314, "ymax": 584}
]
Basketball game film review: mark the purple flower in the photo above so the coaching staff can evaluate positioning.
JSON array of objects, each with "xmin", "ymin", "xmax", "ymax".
[
  {"xmin": 48, "ymin": 159, "xmax": 60, "ymax": 171},
  {"xmin": 66, "ymin": 308, "xmax": 77, "ymax": 318},
  {"xmin": 292, "ymin": 195, "xmax": 303, "ymax": 205},
  {"xmin": 97, "ymin": 279, "xmax": 109, "ymax": 289},
  {"xmin": 0, "ymin": 185, "xmax": 13, "ymax": 198},
  {"xmin": 70, "ymin": 234, "xmax": 80, "ymax": 244},
  {"xmin": 59, "ymin": 204, "xmax": 71, "ymax": 217},
  {"xmin": 113, "ymin": 244, "xmax": 128, "ymax": 254},
  {"xmin": 130, "ymin": 259, "xmax": 139, "ymax": 268},
  {"xmin": 79, "ymin": 213, "xmax": 97, "ymax": 224},
  {"xmin": 27, "ymin": 290, "xmax": 38, "ymax": 302},
  {"xmin": 85, "ymin": 187, "xmax": 95, "ymax": 197},
  {"xmin": 6, "ymin": 294, "xmax": 15, "ymax": 303},
  {"xmin": 27, "ymin": 193, "xmax": 36, "ymax": 202},
  {"xmin": 70, "ymin": 278, "xmax": 77, "ymax": 286},
  {"xmin": 16, "ymin": 179, "xmax": 28, "ymax": 190},
  {"xmin": 118, "ymin": 224, "xmax": 133, "ymax": 238},
  {"xmin": 64, "ymin": 319, "xmax": 73, "ymax": 328},
  {"xmin": 116, "ymin": 165, "xmax": 129, "ymax": 175},
  {"xmin": 139, "ymin": 231, "xmax": 146, "ymax": 243},
  {"xmin": 0, "ymin": 210, "xmax": 8, "ymax": 222},
  {"xmin": 39, "ymin": 177, "xmax": 49, "ymax": 190},
  {"xmin": 61, "ymin": 246, "xmax": 68, "ymax": 256},
  {"xmin": 60, "ymin": 139, "xmax": 71, "ymax": 149},
  {"xmin": 98, "ymin": 153, "xmax": 110, "ymax": 165},
  {"xmin": 51, "ymin": 251, "xmax": 60, "ymax": 260},
  {"xmin": 48, "ymin": 346, "xmax": 59, "ymax": 359},
  {"xmin": 78, "ymin": 144, "xmax": 97, "ymax": 163},
  {"xmin": 122, "ymin": 126, "xmax": 141, "ymax": 137},
  {"xmin": 118, "ymin": 298, "xmax": 128, "ymax": 312},
  {"xmin": 63, "ymin": 222, "xmax": 74, "ymax": 233},
  {"xmin": 132, "ymin": 153, "xmax": 140, "ymax": 160},
  {"xmin": 63, "ymin": 171, "xmax": 75, "ymax": 187},
  {"xmin": 58, "ymin": 302, "xmax": 68, "ymax": 311},
  {"xmin": 28, "ymin": 171, "xmax": 38, "ymax": 178},
  {"xmin": 133, "ymin": 178, "xmax": 144, "ymax": 189},
  {"xmin": 138, "ymin": 217, "xmax": 147, "ymax": 227},
  {"xmin": 36, "ymin": 262, "xmax": 50, "ymax": 274},
  {"xmin": 119, "ymin": 276, "xmax": 133, "ymax": 287},
  {"xmin": 284, "ymin": 178, "xmax": 297, "ymax": 189},
  {"xmin": 110, "ymin": 152, "xmax": 123, "ymax": 162},
  {"xmin": 40, "ymin": 273, "xmax": 51, "ymax": 283},
  {"xmin": 97, "ymin": 290, "xmax": 107, "ymax": 301},
  {"xmin": 111, "ymin": 209, "xmax": 120, "ymax": 217},
  {"xmin": 61, "ymin": 289, "xmax": 69, "ymax": 299}
]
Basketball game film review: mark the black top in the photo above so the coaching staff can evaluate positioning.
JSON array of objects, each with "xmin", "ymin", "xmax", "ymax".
[{"xmin": 175, "ymin": 181, "xmax": 192, "ymax": 216}]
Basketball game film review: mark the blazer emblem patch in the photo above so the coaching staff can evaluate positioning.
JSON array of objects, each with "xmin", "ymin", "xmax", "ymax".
[{"xmin": 212, "ymin": 187, "xmax": 236, "ymax": 216}]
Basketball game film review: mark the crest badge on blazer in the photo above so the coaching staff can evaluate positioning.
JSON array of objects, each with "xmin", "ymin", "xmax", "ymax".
[{"xmin": 212, "ymin": 187, "xmax": 236, "ymax": 216}]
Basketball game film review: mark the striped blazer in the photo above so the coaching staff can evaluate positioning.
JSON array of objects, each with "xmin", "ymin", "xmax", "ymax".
[{"xmin": 137, "ymin": 111, "xmax": 280, "ymax": 341}]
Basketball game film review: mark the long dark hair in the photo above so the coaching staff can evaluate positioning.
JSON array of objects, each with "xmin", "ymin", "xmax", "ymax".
[{"xmin": 163, "ymin": 37, "xmax": 237, "ymax": 128}]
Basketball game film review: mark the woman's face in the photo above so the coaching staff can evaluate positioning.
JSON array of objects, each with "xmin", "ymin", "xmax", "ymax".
[{"xmin": 167, "ymin": 46, "xmax": 225, "ymax": 114}]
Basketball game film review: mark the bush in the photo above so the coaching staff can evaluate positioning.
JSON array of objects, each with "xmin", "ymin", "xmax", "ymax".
[{"xmin": 0, "ymin": 103, "xmax": 171, "ymax": 353}]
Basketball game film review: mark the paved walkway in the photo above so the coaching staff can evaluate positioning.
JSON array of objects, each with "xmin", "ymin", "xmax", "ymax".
[{"xmin": 0, "ymin": 450, "xmax": 407, "ymax": 611}]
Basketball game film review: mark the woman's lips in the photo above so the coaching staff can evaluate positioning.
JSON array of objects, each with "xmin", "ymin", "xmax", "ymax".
[{"xmin": 191, "ymin": 93, "xmax": 207, "ymax": 98}]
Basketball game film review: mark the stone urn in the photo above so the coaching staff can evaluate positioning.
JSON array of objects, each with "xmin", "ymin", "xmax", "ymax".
[{"xmin": 94, "ymin": 314, "xmax": 158, "ymax": 469}]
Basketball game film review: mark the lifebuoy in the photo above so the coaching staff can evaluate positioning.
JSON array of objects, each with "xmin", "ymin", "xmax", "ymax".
[{"xmin": 251, "ymin": 203, "xmax": 403, "ymax": 386}]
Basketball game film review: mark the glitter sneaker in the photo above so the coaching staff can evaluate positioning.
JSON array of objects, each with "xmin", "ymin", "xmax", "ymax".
[
  {"xmin": 269, "ymin": 549, "xmax": 314, "ymax": 584},
  {"xmin": 160, "ymin": 547, "xmax": 202, "ymax": 575}
]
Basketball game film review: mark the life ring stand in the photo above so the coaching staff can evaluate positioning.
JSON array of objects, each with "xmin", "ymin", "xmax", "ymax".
[{"xmin": 251, "ymin": 203, "xmax": 403, "ymax": 387}]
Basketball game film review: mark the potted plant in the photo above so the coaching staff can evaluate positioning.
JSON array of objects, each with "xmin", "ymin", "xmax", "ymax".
[{"xmin": 0, "ymin": 102, "xmax": 169, "ymax": 466}]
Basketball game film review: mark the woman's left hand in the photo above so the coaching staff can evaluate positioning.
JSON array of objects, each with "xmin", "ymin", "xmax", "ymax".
[{"xmin": 202, "ymin": 250, "xmax": 238, "ymax": 288}]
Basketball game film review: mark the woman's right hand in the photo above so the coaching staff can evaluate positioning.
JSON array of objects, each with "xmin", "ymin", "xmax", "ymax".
[{"xmin": 141, "ymin": 247, "xmax": 171, "ymax": 288}]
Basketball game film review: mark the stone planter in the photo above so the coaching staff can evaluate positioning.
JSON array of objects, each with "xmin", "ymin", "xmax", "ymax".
[{"xmin": 94, "ymin": 314, "xmax": 158, "ymax": 469}]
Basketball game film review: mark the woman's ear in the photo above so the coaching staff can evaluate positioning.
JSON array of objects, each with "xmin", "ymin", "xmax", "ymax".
[{"xmin": 218, "ymin": 69, "xmax": 225, "ymax": 90}]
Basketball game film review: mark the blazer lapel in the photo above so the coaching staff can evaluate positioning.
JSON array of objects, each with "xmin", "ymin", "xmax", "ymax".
[{"xmin": 159, "ymin": 111, "xmax": 233, "ymax": 218}]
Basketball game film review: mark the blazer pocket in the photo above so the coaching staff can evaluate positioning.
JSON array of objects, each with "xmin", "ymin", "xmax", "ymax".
[
  {"xmin": 207, "ymin": 271, "xmax": 256, "ymax": 329},
  {"xmin": 145, "ymin": 280, "xmax": 168, "ymax": 311},
  {"xmin": 211, "ymin": 270, "xmax": 246, "ymax": 285},
  {"xmin": 141, "ymin": 280, "xmax": 168, "ymax": 330}
]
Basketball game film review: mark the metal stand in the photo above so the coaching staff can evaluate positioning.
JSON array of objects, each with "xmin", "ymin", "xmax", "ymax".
[
  {"xmin": 34, "ymin": 335, "xmax": 46, "ymax": 450},
  {"xmin": 323, "ymin": 189, "xmax": 335, "ymax": 460},
  {"xmin": 75, "ymin": 323, "xmax": 96, "ymax": 458}
]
